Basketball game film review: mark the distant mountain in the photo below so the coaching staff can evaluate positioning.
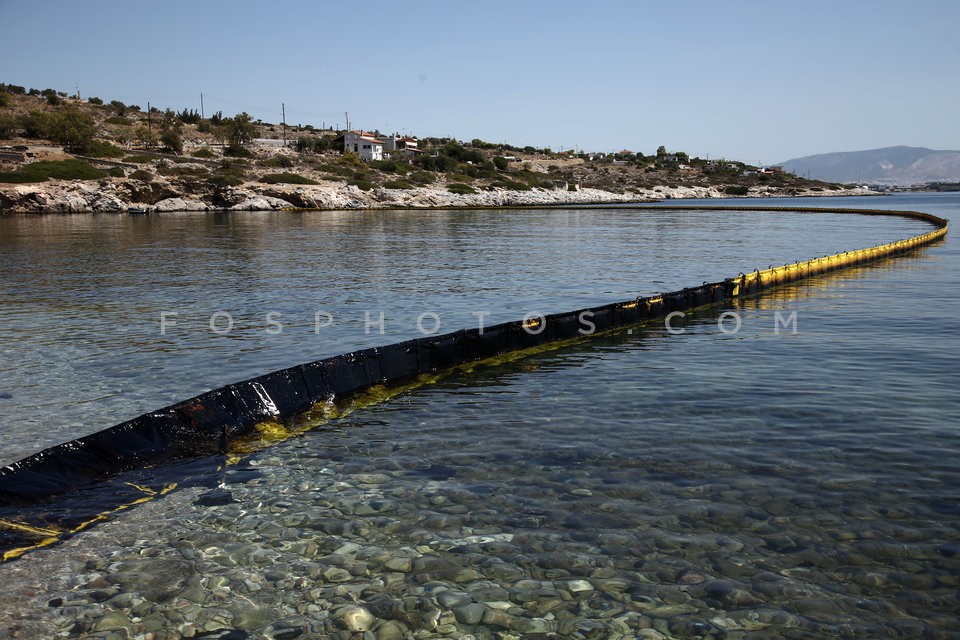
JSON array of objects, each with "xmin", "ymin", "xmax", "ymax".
[{"xmin": 780, "ymin": 146, "xmax": 960, "ymax": 186}]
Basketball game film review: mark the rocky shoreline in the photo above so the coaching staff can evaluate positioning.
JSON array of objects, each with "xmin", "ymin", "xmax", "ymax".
[{"xmin": 0, "ymin": 178, "xmax": 878, "ymax": 213}]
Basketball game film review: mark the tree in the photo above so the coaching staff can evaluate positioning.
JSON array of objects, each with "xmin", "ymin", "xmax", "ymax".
[
  {"xmin": 656, "ymin": 145, "xmax": 667, "ymax": 157},
  {"xmin": 210, "ymin": 124, "xmax": 228, "ymax": 147},
  {"xmin": 493, "ymin": 156, "xmax": 509, "ymax": 171},
  {"xmin": 225, "ymin": 112, "xmax": 257, "ymax": 148},
  {"xmin": 41, "ymin": 88, "xmax": 60, "ymax": 105},
  {"xmin": 135, "ymin": 123, "xmax": 157, "ymax": 147},
  {"xmin": 177, "ymin": 108, "xmax": 201, "ymax": 125},
  {"xmin": 0, "ymin": 113, "xmax": 18, "ymax": 138},
  {"xmin": 21, "ymin": 110, "xmax": 51, "ymax": 138},
  {"xmin": 160, "ymin": 128, "xmax": 183, "ymax": 154},
  {"xmin": 159, "ymin": 109, "xmax": 183, "ymax": 154},
  {"xmin": 296, "ymin": 135, "xmax": 336, "ymax": 153},
  {"xmin": 109, "ymin": 100, "xmax": 126, "ymax": 116},
  {"xmin": 46, "ymin": 106, "xmax": 96, "ymax": 151}
]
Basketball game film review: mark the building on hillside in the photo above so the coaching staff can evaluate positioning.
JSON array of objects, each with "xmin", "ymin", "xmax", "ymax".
[
  {"xmin": 382, "ymin": 134, "xmax": 419, "ymax": 152},
  {"xmin": 343, "ymin": 131, "xmax": 384, "ymax": 161},
  {"xmin": 758, "ymin": 165, "xmax": 785, "ymax": 175}
]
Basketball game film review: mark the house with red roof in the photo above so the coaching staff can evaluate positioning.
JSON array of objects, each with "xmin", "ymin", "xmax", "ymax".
[{"xmin": 343, "ymin": 131, "xmax": 385, "ymax": 161}]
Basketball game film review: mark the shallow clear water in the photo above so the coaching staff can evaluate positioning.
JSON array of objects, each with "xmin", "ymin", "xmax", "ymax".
[
  {"xmin": 0, "ymin": 194, "xmax": 957, "ymax": 639},
  {"xmin": 0, "ymin": 201, "xmax": 928, "ymax": 465}
]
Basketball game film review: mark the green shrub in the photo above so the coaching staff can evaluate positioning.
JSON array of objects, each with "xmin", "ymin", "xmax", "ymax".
[
  {"xmin": 0, "ymin": 91, "xmax": 9, "ymax": 108},
  {"xmin": 123, "ymin": 154, "xmax": 161, "ymax": 163},
  {"xmin": 317, "ymin": 162, "xmax": 352, "ymax": 177},
  {"xmin": 441, "ymin": 142, "xmax": 484, "ymax": 164},
  {"xmin": 448, "ymin": 172, "xmax": 474, "ymax": 183},
  {"xmin": 369, "ymin": 159, "xmax": 409, "ymax": 174},
  {"xmin": 493, "ymin": 156, "xmax": 509, "ymax": 170},
  {"xmin": 224, "ymin": 144, "xmax": 254, "ymax": 158},
  {"xmin": 338, "ymin": 151, "xmax": 364, "ymax": 168},
  {"xmin": 191, "ymin": 147, "xmax": 216, "ymax": 158},
  {"xmin": 108, "ymin": 167, "xmax": 125, "ymax": 177},
  {"xmin": 723, "ymin": 185, "xmax": 749, "ymax": 196},
  {"xmin": 0, "ymin": 159, "xmax": 107, "ymax": 182},
  {"xmin": 83, "ymin": 139, "xmax": 125, "ymax": 158},
  {"xmin": 383, "ymin": 179, "xmax": 413, "ymax": 189},
  {"xmin": 208, "ymin": 174, "xmax": 243, "ymax": 192},
  {"xmin": 348, "ymin": 178, "xmax": 375, "ymax": 191},
  {"xmin": 0, "ymin": 113, "xmax": 18, "ymax": 138},
  {"xmin": 160, "ymin": 128, "xmax": 183, "ymax": 154},
  {"xmin": 21, "ymin": 110, "xmax": 51, "ymax": 138},
  {"xmin": 497, "ymin": 180, "xmax": 532, "ymax": 191},
  {"xmin": 413, "ymin": 153, "xmax": 456, "ymax": 172},
  {"xmin": 87, "ymin": 96, "xmax": 103, "ymax": 105},
  {"xmin": 260, "ymin": 172, "xmax": 318, "ymax": 185},
  {"xmin": 260, "ymin": 155, "xmax": 294, "ymax": 168},
  {"xmin": 209, "ymin": 161, "xmax": 246, "ymax": 188},
  {"xmin": 408, "ymin": 171, "xmax": 434, "ymax": 185},
  {"xmin": 105, "ymin": 116, "xmax": 130, "ymax": 125},
  {"xmin": 131, "ymin": 169, "xmax": 152, "ymax": 181},
  {"xmin": 160, "ymin": 164, "xmax": 209, "ymax": 177},
  {"xmin": 447, "ymin": 182, "xmax": 476, "ymax": 195}
]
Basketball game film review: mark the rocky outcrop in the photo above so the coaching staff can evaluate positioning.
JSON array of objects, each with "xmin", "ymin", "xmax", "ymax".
[
  {"xmin": 229, "ymin": 195, "xmax": 296, "ymax": 211},
  {"xmin": 153, "ymin": 198, "xmax": 210, "ymax": 212},
  {"xmin": 0, "ymin": 177, "xmax": 878, "ymax": 213}
]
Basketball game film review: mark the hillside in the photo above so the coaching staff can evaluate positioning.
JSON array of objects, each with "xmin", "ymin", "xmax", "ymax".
[
  {"xmin": 1, "ymin": 83, "xmax": 865, "ymax": 212},
  {"xmin": 780, "ymin": 146, "xmax": 960, "ymax": 186}
]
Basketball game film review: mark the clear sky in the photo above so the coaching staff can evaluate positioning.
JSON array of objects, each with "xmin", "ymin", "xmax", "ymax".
[{"xmin": 1, "ymin": 0, "xmax": 957, "ymax": 163}]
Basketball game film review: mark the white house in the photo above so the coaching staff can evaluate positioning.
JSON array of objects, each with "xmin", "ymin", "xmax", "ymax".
[
  {"xmin": 382, "ymin": 134, "xmax": 419, "ymax": 152},
  {"xmin": 344, "ymin": 131, "xmax": 384, "ymax": 162}
]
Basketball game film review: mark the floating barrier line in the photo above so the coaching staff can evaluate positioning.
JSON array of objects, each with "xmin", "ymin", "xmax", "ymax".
[{"xmin": 0, "ymin": 205, "xmax": 948, "ymax": 561}]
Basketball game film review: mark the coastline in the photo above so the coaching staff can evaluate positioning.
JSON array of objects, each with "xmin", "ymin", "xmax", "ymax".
[{"xmin": 0, "ymin": 179, "xmax": 878, "ymax": 214}]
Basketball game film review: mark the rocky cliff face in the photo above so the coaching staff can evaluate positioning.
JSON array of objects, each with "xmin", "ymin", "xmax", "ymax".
[{"xmin": 0, "ymin": 177, "xmax": 875, "ymax": 213}]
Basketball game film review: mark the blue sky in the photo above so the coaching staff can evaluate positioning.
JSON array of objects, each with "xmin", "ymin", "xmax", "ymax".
[{"xmin": 1, "ymin": 0, "xmax": 957, "ymax": 162}]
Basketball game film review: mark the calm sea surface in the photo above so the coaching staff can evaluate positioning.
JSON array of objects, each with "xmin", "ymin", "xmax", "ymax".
[{"xmin": 0, "ymin": 194, "xmax": 957, "ymax": 638}]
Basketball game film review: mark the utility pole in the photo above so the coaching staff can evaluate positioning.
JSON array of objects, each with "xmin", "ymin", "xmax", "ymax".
[
  {"xmin": 147, "ymin": 101, "xmax": 151, "ymax": 147},
  {"xmin": 200, "ymin": 93, "xmax": 204, "ymax": 120},
  {"xmin": 282, "ymin": 103, "xmax": 286, "ymax": 146}
]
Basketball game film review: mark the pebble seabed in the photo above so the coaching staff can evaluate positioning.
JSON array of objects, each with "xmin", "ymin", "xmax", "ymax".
[{"xmin": 1, "ymin": 324, "xmax": 959, "ymax": 640}]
